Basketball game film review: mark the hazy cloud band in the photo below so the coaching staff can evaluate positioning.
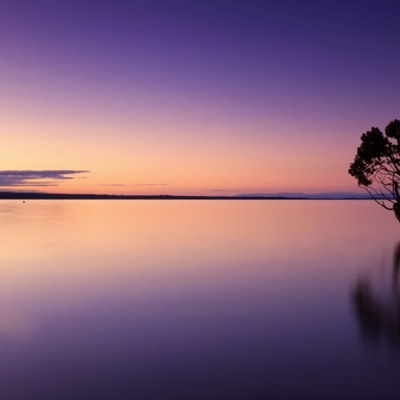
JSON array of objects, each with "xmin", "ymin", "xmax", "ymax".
[
  {"xmin": 98, "ymin": 183, "xmax": 169, "ymax": 187},
  {"xmin": 0, "ymin": 170, "xmax": 89, "ymax": 187}
]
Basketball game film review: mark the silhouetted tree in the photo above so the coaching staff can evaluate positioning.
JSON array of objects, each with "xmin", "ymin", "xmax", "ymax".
[{"xmin": 349, "ymin": 119, "xmax": 400, "ymax": 221}]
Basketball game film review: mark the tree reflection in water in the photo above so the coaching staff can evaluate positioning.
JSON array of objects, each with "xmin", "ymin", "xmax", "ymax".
[{"xmin": 352, "ymin": 242, "xmax": 400, "ymax": 345}]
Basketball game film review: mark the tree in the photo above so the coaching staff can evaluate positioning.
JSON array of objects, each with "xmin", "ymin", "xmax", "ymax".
[{"xmin": 349, "ymin": 119, "xmax": 400, "ymax": 221}]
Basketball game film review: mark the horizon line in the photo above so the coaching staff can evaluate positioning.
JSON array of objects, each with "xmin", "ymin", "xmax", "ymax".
[{"xmin": 0, "ymin": 190, "xmax": 378, "ymax": 201}]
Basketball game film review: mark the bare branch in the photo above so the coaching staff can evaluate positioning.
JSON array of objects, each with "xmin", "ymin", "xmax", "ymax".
[{"xmin": 364, "ymin": 186, "xmax": 394, "ymax": 210}]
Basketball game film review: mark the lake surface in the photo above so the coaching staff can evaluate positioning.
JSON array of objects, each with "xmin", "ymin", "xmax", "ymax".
[{"xmin": 1, "ymin": 200, "xmax": 400, "ymax": 400}]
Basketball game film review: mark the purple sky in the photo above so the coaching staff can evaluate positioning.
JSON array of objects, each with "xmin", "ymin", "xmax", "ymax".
[{"xmin": 1, "ymin": 0, "xmax": 399, "ymax": 194}]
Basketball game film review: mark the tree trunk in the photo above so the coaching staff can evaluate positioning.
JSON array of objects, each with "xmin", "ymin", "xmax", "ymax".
[{"xmin": 394, "ymin": 202, "xmax": 400, "ymax": 223}]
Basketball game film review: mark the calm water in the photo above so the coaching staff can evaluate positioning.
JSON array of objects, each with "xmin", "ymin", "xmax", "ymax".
[{"xmin": 1, "ymin": 200, "xmax": 400, "ymax": 400}]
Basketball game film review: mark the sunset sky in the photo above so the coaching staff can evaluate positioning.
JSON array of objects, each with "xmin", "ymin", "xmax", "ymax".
[{"xmin": 1, "ymin": 0, "xmax": 399, "ymax": 195}]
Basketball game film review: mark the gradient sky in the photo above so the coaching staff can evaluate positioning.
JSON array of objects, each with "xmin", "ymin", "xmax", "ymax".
[{"xmin": 1, "ymin": 0, "xmax": 399, "ymax": 195}]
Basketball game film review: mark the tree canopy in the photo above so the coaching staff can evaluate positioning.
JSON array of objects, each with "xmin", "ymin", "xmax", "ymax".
[{"xmin": 349, "ymin": 119, "xmax": 400, "ymax": 220}]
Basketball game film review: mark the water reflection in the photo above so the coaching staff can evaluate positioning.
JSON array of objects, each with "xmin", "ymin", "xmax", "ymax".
[
  {"xmin": 352, "ymin": 241, "xmax": 400, "ymax": 345},
  {"xmin": 1, "ymin": 201, "xmax": 400, "ymax": 399},
  {"xmin": 0, "ymin": 308, "xmax": 31, "ymax": 338}
]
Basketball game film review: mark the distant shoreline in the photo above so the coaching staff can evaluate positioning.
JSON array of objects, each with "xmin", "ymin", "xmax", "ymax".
[{"xmin": 0, "ymin": 192, "xmax": 376, "ymax": 200}]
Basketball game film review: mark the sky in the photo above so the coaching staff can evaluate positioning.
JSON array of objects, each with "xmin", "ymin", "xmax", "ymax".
[{"xmin": 0, "ymin": 0, "xmax": 399, "ymax": 195}]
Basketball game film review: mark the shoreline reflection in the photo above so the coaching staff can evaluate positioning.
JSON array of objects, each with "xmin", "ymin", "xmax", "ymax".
[{"xmin": 352, "ymin": 241, "xmax": 400, "ymax": 345}]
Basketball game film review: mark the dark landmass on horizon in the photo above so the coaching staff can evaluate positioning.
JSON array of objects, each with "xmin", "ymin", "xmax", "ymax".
[{"xmin": 0, "ymin": 191, "xmax": 382, "ymax": 200}]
